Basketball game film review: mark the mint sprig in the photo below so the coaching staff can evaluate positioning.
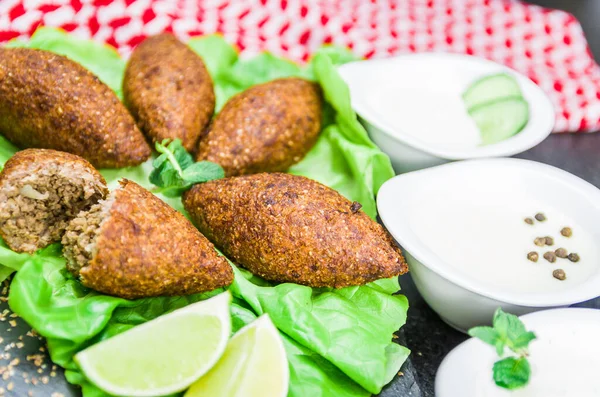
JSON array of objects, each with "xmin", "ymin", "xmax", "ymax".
[
  {"xmin": 468, "ymin": 308, "xmax": 536, "ymax": 390},
  {"xmin": 149, "ymin": 139, "xmax": 225, "ymax": 197}
]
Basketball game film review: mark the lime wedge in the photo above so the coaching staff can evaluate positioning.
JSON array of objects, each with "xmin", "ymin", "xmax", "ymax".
[
  {"xmin": 75, "ymin": 291, "xmax": 231, "ymax": 397},
  {"xmin": 185, "ymin": 314, "xmax": 289, "ymax": 397}
]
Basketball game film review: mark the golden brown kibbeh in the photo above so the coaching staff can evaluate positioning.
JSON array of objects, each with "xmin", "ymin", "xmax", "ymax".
[
  {"xmin": 183, "ymin": 173, "xmax": 408, "ymax": 287},
  {"xmin": 0, "ymin": 48, "xmax": 151, "ymax": 168},
  {"xmin": 62, "ymin": 179, "xmax": 233, "ymax": 299},
  {"xmin": 0, "ymin": 149, "xmax": 108, "ymax": 253},
  {"xmin": 123, "ymin": 34, "xmax": 216, "ymax": 152},
  {"xmin": 196, "ymin": 78, "xmax": 322, "ymax": 176}
]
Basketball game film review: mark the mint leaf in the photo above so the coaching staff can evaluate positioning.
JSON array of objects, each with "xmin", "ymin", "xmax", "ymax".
[
  {"xmin": 493, "ymin": 357, "xmax": 530, "ymax": 390},
  {"xmin": 495, "ymin": 339, "xmax": 506, "ymax": 356},
  {"xmin": 493, "ymin": 309, "xmax": 535, "ymax": 353},
  {"xmin": 150, "ymin": 163, "xmax": 179, "ymax": 187},
  {"xmin": 151, "ymin": 152, "xmax": 169, "ymax": 169},
  {"xmin": 154, "ymin": 139, "xmax": 185, "ymax": 177},
  {"xmin": 469, "ymin": 308, "xmax": 536, "ymax": 390},
  {"xmin": 512, "ymin": 331, "xmax": 537, "ymax": 351},
  {"xmin": 468, "ymin": 326, "xmax": 500, "ymax": 348},
  {"xmin": 149, "ymin": 139, "xmax": 225, "ymax": 196},
  {"xmin": 182, "ymin": 161, "xmax": 225, "ymax": 183},
  {"xmin": 166, "ymin": 139, "xmax": 194, "ymax": 169}
]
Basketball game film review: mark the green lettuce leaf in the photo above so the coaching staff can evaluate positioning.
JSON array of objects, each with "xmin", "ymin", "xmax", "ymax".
[{"xmin": 2, "ymin": 28, "xmax": 406, "ymax": 397}]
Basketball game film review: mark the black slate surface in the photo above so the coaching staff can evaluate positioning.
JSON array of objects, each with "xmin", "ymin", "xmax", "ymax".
[{"xmin": 1, "ymin": 1, "xmax": 600, "ymax": 396}]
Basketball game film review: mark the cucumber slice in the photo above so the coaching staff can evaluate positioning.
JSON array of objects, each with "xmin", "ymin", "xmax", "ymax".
[
  {"xmin": 469, "ymin": 97, "xmax": 529, "ymax": 145},
  {"xmin": 463, "ymin": 73, "xmax": 522, "ymax": 110}
]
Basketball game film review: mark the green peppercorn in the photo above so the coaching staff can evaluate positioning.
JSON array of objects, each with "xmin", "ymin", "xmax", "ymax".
[
  {"xmin": 555, "ymin": 248, "xmax": 568, "ymax": 258},
  {"xmin": 552, "ymin": 269, "xmax": 566, "ymax": 280},
  {"xmin": 560, "ymin": 227, "xmax": 572, "ymax": 237},
  {"xmin": 527, "ymin": 252, "xmax": 539, "ymax": 262},
  {"xmin": 544, "ymin": 251, "xmax": 557, "ymax": 263}
]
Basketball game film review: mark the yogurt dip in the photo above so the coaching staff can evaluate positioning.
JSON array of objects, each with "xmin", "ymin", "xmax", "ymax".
[
  {"xmin": 368, "ymin": 66, "xmax": 482, "ymax": 149},
  {"xmin": 378, "ymin": 158, "xmax": 600, "ymax": 330},
  {"xmin": 409, "ymin": 188, "xmax": 598, "ymax": 294}
]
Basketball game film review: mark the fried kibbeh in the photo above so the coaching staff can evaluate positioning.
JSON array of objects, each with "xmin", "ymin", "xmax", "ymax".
[
  {"xmin": 183, "ymin": 173, "xmax": 408, "ymax": 287},
  {"xmin": 62, "ymin": 179, "xmax": 233, "ymax": 299},
  {"xmin": 0, "ymin": 48, "xmax": 151, "ymax": 168},
  {"xmin": 196, "ymin": 78, "xmax": 322, "ymax": 176},
  {"xmin": 123, "ymin": 34, "xmax": 216, "ymax": 152},
  {"xmin": 0, "ymin": 149, "xmax": 108, "ymax": 253}
]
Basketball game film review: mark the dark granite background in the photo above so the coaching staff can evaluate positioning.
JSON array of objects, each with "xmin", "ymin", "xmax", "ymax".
[{"xmin": 1, "ymin": 1, "xmax": 599, "ymax": 396}]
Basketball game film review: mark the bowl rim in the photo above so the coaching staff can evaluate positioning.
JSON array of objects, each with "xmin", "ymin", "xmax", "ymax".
[
  {"xmin": 434, "ymin": 308, "xmax": 600, "ymax": 396},
  {"xmin": 377, "ymin": 158, "xmax": 600, "ymax": 307},
  {"xmin": 337, "ymin": 52, "xmax": 556, "ymax": 160}
]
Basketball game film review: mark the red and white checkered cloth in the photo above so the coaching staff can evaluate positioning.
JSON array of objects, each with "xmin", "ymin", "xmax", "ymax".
[{"xmin": 1, "ymin": 0, "xmax": 600, "ymax": 132}]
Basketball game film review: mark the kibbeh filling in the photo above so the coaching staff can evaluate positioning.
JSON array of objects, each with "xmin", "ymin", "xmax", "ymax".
[
  {"xmin": 62, "ymin": 194, "xmax": 115, "ymax": 278},
  {"xmin": 0, "ymin": 150, "xmax": 107, "ymax": 253}
]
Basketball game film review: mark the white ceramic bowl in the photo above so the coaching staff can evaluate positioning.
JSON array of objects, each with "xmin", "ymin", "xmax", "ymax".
[
  {"xmin": 377, "ymin": 158, "xmax": 600, "ymax": 332},
  {"xmin": 338, "ymin": 53, "xmax": 555, "ymax": 174},
  {"xmin": 436, "ymin": 308, "xmax": 600, "ymax": 397}
]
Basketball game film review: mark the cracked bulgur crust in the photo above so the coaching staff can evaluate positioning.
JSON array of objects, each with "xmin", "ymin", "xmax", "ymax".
[
  {"xmin": 0, "ymin": 48, "xmax": 151, "ymax": 168},
  {"xmin": 0, "ymin": 149, "xmax": 108, "ymax": 253},
  {"xmin": 196, "ymin": 77, "xmax": 322, "ymax": 176},
  {"xmin": 123, "ymin": 34, "xmax": 215, "ymax": 153},
  {"xmin": 62, "ymin": 179, "xmax": 233, "ymax": 299},
  {"xmin": 183, "ymin": 173, "xmax": 408, "ymax": 287}
]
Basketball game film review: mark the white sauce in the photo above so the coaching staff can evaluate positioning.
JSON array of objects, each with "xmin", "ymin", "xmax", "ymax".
[
  {"xmin": 475, "ymin": 322, "xmax": 600, "ymax": 396},
  {"xmin": 409, "ymin": 188, "xmax": 598, "ymax": 294},
  {"xmin": 367, "ymin": 67, "xmax": 482, "ymax": 149}
]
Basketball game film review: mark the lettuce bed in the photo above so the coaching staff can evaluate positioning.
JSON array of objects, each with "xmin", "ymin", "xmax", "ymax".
[{"xmin": 0, "ymin": 28, "xmax": 408, "ymax": 397}]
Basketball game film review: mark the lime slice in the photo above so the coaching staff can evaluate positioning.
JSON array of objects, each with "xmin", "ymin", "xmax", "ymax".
[
  {"xmin": 185, "ymin": 314, "xmax": 289, "ymax": 397},
  {"xmin": 75, "ymin": 291, "xmax": 231, "ymax": 397}
]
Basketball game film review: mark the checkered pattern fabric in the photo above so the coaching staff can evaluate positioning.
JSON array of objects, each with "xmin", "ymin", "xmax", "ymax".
[{"xmin": 1, "ymin": 0, "xmax": 600, "ymax": 132}]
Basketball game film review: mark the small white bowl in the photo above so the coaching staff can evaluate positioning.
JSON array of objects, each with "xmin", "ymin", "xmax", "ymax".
[
  {"xmin": 436, "ymin": 308, "xmax": 600, "ymax": 397},
  {"xmin": 377, "ymin": 158, "xmax": 600, "ymax": 332},
  {"xmin": 338, "ymin": 53, "xmax": 555, "ymax": 173}
]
